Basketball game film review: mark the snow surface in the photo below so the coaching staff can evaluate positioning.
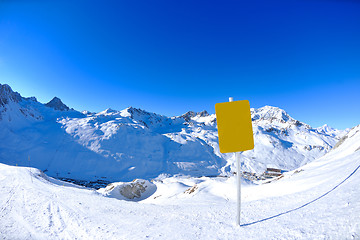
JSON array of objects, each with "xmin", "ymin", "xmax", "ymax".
[{"xmin": 1, "ymin": 124, "xmax": 359, "ymax": 239}]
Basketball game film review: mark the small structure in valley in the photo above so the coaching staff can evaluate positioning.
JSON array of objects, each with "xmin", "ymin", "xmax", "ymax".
[{"xmin": 263, "ymin": 167, "xmax": 284, "ymax": 179}]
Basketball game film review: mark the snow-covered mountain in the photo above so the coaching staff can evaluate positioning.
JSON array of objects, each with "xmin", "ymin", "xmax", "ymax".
[
  {"xmin": 0, "ymin": 125, "xmax": 359, "ymax": 239},
  {"xmin": 315, "ymin": 124, "xmax": 348, "ymax": 139},
  {"xmin": 0, "ymin": 83, "xmax": 348, "ymax": 182}
]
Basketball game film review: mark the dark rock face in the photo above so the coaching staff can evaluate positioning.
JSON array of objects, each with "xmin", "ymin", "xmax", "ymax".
[
  {"xmin": 181, "ymin": 110, "xmax": 209, "ymax": 122},
  {"xmin": 25, "ymin": 96, "xmax": 38, "ymax": 102},
  {"xmin": 0, "ymin": 84, "xmax": 22, "ymax": 107},
  {"xmin": 181, "ymin": 111, "xmax": 196, "ymax": 121},
  {"xmin": 197, "ymin": 110, "xmax": 209, "ymax": 117},
  {"xmin": 127, "ymin": 107, "xmax": 149, "ymax": 118},
  {"xmin": 0, "ymin": 84, "xmax": 43, "ymax": 120},
  {"xmin": 45, "ymin": 97, "xmax": 70, "ymax": 111}
]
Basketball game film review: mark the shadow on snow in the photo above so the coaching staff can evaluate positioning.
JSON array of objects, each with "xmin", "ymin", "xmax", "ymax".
[{"xmin": 241, "ymin": 162, "xmax": 360, "ymax": 227}]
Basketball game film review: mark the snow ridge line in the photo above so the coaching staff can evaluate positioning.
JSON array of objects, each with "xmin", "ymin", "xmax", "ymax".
[{"xmin": 241, "ymin": 160, "xmax": 360, "ymax": 227}]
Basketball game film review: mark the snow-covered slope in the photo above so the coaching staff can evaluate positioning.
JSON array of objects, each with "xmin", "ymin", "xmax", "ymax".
[
  {"xmin": 0, "ymin": 83, "xmax": 345, "ymax": 182},
  {"xmin": 0, "ymin": 124, "xmax": 359, "ymax": 239}
]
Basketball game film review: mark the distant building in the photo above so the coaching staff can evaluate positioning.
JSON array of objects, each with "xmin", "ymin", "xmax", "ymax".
[{"xmin": 264, "ymin": 168, "xmax": 283, "ymax": 179}]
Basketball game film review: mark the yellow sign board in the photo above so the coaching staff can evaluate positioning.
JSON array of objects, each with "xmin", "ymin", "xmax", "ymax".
[{"xmin": 215, "ymin": 100, "xmax": 254, "ymax": 153}]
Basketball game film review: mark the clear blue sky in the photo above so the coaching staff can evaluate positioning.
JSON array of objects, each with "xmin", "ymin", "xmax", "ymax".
[{"xmin": 0, "ymin": 0, "xmax": 359, "ymax": 129}]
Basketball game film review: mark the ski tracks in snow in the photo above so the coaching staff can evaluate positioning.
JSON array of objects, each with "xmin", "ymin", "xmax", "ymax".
[
  {"xmin": 0, "ymin": 176, "xmax": 19, "ymax": 217},
  {"xmin": 0, "ymin": 169, "xmax": 92, "ymax": 239}
]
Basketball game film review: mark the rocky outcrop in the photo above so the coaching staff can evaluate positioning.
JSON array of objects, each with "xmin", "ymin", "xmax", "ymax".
[
  {"xmin": 181, "ymin": 110, "xmax": 209, "ymax": 122},
  {"xmin": 45, "ymin": 97, "xmax": 70, "ymax": 111},
  {"xmin": 98, "ymin": 179, "xmax": 157, "ymax": 201},
  {"xmin": 0, "ymin": 84, "xmax": 22, "ymax": 107}
]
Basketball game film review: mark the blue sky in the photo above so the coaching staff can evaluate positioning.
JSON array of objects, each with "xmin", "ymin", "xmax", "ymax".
[{"xmin": 0, "ymin": 0, "xmax": 359, "ymax": 129}]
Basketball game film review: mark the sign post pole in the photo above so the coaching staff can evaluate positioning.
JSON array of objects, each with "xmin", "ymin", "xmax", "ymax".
[
  {"xmin": 229, "ymin": 97, "xmax": 241, "ymax": 226},
  {"xmin": 236, "ymin": 151, "xmax": 241, "ymax": 226}
]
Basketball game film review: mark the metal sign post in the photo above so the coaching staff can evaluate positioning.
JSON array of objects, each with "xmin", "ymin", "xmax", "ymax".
[
  {"xmin": 236, "ymin": 151, "xmax": 241, "ymax": 225},
  {"xmin": 215, "ymin": 97, "xmax": 254, "ymax": 226},
  {"xmin": 229, "ymin": 97, "xmax": 241, "ymax": 225}
]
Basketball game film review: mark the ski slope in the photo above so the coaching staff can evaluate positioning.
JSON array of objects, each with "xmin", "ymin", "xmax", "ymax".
[{"xmin": 1, "ymin": 125, "xmax": 359, "ymax": 239}]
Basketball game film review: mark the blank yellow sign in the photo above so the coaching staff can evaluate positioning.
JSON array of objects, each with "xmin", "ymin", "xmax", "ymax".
[{"xmin": 215, "ymin": 100, "xmax": 254, "ymax": 153}]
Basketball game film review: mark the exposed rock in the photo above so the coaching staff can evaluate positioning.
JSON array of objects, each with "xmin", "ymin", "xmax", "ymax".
[
  {"xmin": 98, "ymin": 179, "xmax": 157, "ymax": 201},
  {"xmin": 120, "ymin": 180, "xmax": 148, "ymax": 199},
  {"xmin": 45, "ymin": 97, "xmax": 70, "ymax": 111},
  {"xmin": 304, "ymin": 145, "xmax": 325, "ymax": 151},
  {"xmin": 333, "ymin": 135, "xmax": 348, "ymax": 150},
  {"xmin": 184, "ymin": 184, "xmax": 198, "ymax": 194},
  {"xmin": 25, "ymin": 96, "xmax": 38, "ymax": 102},
  {"xmin": 0, "ymin": 84, "xmax": 22, "ymax": 107},
  {"xmin": 181, "ymin": 110, "xmax": 209, "ymax": 122}
]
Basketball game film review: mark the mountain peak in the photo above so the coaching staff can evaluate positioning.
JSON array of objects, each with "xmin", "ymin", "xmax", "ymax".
[
  {"xmin": 197, "ymin": 110, "xmax": 209, "ymax": 117},
  {"xmin": 252, "ymin": 105, "xmax": 290, "ymax": 122},
  {"xmin": 25, "ymin": 96, "xmax": 38, "ymax": 102},
  {"xmin": 45, "ymin": 97, "xmax": 70, "ymax": 111},
  {"xmin": 251, "ymin": 105, "xmax": 308, "ymax": 128},
  {"xmin": 126, "ymin": 107, "xmax": 156, "ymax": 117},
  {"xmin": 316, "ymin": 124, "xmax": 347, "ymax": 139},
  {"xmin": 0, "ymin": 83, "xmax": 22, "ymax": 106},
  {"xmin": 181, "ymin": 110, "xmax": 209, "ymax": 121},
  {"xmin": 316, "ymin": 124, "xmax": 333, "ymax": 132}
]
